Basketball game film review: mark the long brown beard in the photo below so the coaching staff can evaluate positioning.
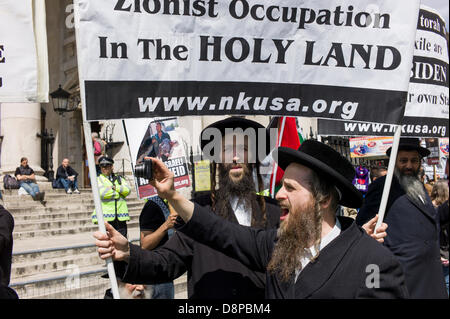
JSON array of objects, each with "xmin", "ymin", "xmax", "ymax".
[
  {"xmin": 267, "ymin": 198, "xmax": 322, "ymax": 282},
  {"xmin": 215, "ymin": 163, "xmax": 256, "ymax": 221},
  {"xmin": 210, "ymin": 162, "xmax": 267, "ymax": 228},
  {"xmin": 217, "ymin": 163, "xmax": 256, "ymax": 196}
]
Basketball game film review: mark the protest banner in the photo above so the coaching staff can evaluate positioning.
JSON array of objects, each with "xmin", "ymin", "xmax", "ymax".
[
  {"xmin": 349, "ymin": 136, "xmax": 393, "ymax": 158},
  {"xmin": 75, "ymin": 0, "xmax": 419, "ymax": 125},
  {"xmin": 318, "ymin": 5, "xmax": 449, "ymax": 138},
  {"xmin": 422, "ymin": 137, "xmax": 449, "ymax": 180},
  {"xmin": 425, "ymin": 138, "xmax": 440, "ymax": 165},
  {"xmin": 123, "ymin": 117, "xmax": 191, "ymax": 199},
  {"xmin": 73, "ymin": 1, "xmax": 420, "ymax": 294},
  {"xmin": 402, "ymin": 5, "xmax": 449, "ymax": 135},
  {"xmin": 440, "ymin": 138, "xmax": 449, "ymax": 158},
  {"xmin": 0, "ymin": 0, "xmax": 49, "ymax": 102}
]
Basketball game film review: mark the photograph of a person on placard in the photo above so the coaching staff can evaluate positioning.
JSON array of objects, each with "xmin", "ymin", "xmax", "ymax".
[{"xmin": 136, "ymin": 119, "xmax": 179, "ymax": 165}]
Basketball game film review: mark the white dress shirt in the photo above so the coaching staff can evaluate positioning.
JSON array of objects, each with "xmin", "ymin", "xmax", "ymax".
[
  {"xmin": 230, "ymin": 196, "xmax": 252, "ymax": 226},
  {"xmin": 295, "ymin": 218, "xmax": 342, "ymax": 282}
]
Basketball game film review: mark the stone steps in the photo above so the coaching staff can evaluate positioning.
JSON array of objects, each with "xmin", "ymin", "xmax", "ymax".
[
  {"xmin": 13, "ymin": 213, "xmax": 142, "ymax": 233},
  {"xmin": 11, "ymin": 265, "xmax": 114, "ymax": 299},
  {"xmin": 5, "ymin": 201, "xmax": 144, "ymax": 213},
  {"xmin": 12, "ymin": 251, "xmax": 102, "ymax": 280},
  {"xmin": 13, "ymin": 220, "xmax": 141, "ymax": 240},
  {"xmin": 4, "ymin": 186, "xmax": 188, "ymax": 299},
  {"xmin": 10, "ymin": 244, "xmax": 189, "ymax": 299},
  {"xmin": 13, "ymin": 244, "xmax": 100, "ymax": 264},
  {"xmin": 3, "ymin": 193, "xmax": 141, "ymax": 203},
  {"xmin": 10, "ymin": 207, "xmax": 143, "ymax": 223},
  {"xmin": 11, "ymin": 267, "xmax": 188, "ymax": 299},
  {"xmin": 11, "ymin": 238, "xmax": 141, "ymax": 281}
]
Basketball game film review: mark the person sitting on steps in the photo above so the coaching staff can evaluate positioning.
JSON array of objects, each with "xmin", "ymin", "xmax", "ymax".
[
  {"xmin": 14, "ymin": 157, "xmax": 45, "ymax": 201},
  {"xmin": 56, "ymin": 158, "xmax": 80, "ymax": 194}
]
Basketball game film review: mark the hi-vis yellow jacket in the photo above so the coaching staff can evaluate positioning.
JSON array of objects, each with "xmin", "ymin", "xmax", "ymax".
[{"xmin": 91, "ymin": 174, "xmax": 130, "ymax": 224}]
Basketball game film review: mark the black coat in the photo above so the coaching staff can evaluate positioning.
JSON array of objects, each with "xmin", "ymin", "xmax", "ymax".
[
  {"xmin": 56, "ymin": 165, "xmax": 78, "ymax": 180},
  {"xmin": 0, "ymin": 205, "xmax": 18, "ymax": 299},
  {"xmin": 438, "ymin": 201, "xmax": 449, "ymax": 260},
  {"xmin": 176, "ymin": 203, "xmax": 409, "ymax": 298},
  {"xmin": 119, "ymin": 195, "xmax": 281, "ymax": 299},
  {"xmin": 357, "ymin": 176, "xmax": 447, "ymax": 299}
]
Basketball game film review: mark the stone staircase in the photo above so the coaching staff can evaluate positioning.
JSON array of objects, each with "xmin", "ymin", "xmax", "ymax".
[{"xmin": 1, "ymin": 186, "xmax": 188, "ymax": 299}]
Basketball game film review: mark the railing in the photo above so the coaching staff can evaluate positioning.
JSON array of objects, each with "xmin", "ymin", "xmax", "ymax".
[{"xmin": 10, "ymin": 239, "xmax": 140, "ymax": 299}]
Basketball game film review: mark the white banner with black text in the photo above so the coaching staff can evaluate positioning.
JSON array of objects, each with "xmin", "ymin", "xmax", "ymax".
[{"xmin": 75, "ymin": 0, "xmax": 420, "ymax": 124}]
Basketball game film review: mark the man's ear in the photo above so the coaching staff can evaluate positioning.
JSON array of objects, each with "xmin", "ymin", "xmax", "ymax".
[{"xmin": 319, "ymin": 195, "xmax": 333, "ymax": 210}]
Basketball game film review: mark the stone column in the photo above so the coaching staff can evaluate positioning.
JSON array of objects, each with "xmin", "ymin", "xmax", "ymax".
[{"xmin": 0, "ymin": 102, "xmax": 46, "ymax": 181}]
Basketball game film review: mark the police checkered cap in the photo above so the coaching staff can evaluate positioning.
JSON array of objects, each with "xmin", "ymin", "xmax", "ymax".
[{"xmin": 98, "ymin": 156, "xmax": 114, "ymax": 166}]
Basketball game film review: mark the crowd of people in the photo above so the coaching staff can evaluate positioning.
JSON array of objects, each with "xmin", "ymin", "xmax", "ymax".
[
  {"xmin": 93, "ymin": 117, "xmax": 449, "ymax": 299},
  {"xmin": 1, "ymin": 118, "xmax": 448, "ymax": 300}
]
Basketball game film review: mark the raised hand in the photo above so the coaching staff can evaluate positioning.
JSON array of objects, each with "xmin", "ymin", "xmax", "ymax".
[{"xmin": 145, "ymin": 157, "xmax": 176, "ymax": 199}]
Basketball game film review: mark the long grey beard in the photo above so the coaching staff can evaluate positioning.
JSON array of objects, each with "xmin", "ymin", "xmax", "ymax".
[
  {"xmin": 395, "ymin": 168, "xmax": 427, "ymax": 206},
  {"xmin": 118, "ymin": 285, "xmax": 152, "ymax": 299}
]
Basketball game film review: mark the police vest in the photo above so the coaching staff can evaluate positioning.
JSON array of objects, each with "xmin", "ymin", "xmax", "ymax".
[{"xmin": 92, "ymin": 174, "xmax": 131, "ymax": 224}]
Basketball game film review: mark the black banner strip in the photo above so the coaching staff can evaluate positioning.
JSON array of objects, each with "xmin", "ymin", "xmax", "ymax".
[
  {"xmin": 318, "ymin": 117, "xmax": 449, "ymax": 138},
  {"xmin": 410, "ymin": 56, "xmax": 449, "ymax": 87},
  {"xmin": 417, "ymin": 9, "xmax": 447, "ymax": 38},
  {"xmin": 85, "ymin": 80, "xmax": 406, "ymax": 125}
]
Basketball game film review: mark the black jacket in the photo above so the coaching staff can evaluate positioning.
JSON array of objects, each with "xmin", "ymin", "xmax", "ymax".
[
  {"xmin": 175, "ymin": 203, "xmax": 409, "ymax": 299},
  {"xmin": 56, "ymin": 165, "xmax": 78, "ymax": 180},
  {"xmin": 0, "ymin": 205, "xmax": 18, "ymax": 299},
  {"xmin": 438, "ymin": 201, "xmax": 449, "ymax": 260},
  {"xmin": 120, "ymin": 195, "xmax": 280, "ymax": 299},
  {"xmin": 357, "ymin": 176, "xmax": 447, "ymax": 299}
]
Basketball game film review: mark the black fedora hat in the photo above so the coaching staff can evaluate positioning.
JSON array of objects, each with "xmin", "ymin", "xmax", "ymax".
[
  {"xmin": 386, "ymin": 138, "xmax": 430, "ymax": 157},
  {"xmin": 200, "ymin": 116, "xmax": 270, "ymax": 162},
  {"xmin": 273, "ymin": 140, "xmax": 363, "ymax": 208}
]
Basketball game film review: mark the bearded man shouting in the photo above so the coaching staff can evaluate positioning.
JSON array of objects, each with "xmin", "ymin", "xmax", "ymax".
[
  {"xmin": 95, "ymin": 117, "xmax": 280, "ymax": 299},
  {"xmin": 357, "ymin": 138, "xmax": 448, "ymax": 299},
  {"xmin": 96, "ymin": 139, "xmax": 408, "ymax": 298}
]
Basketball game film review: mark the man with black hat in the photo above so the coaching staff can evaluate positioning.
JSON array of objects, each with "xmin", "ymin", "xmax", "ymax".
[
  {"xmin": 96, "ymin": 117, "xmax": 280, "ymax": 298},
  {"xmin": 92, "ymin": 156, "xmax": 131, "ymax": 238},
  {"xmin": 356, "ymin": 138, "xmax": 448, "ymax": 298},
  {"xmin": 96, "ymin": 140, "xmax": 408, "ymax": 298}
]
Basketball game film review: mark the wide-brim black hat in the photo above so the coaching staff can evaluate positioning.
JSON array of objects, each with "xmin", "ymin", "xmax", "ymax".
[
  {"xmin": 386, "ymin": 138, "xmax": 430, "ymax": 157},
  {"xmin": 273, "ymin": 140, "xmax": 363, "ymax": 208},
  {"xmin": 199, "ymin": 116, "xmax": 270, "ymax": 162}
]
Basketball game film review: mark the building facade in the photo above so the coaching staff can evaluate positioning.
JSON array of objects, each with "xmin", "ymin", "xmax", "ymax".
[{"xmin": 0, "ymin": 0, "xmax": 272, "ymax": 189}]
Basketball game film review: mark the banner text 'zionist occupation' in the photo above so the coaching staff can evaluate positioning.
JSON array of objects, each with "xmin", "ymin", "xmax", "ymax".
[{"xmin": 75, "ymin": 0, "xmax": 420, "ymax": 124}]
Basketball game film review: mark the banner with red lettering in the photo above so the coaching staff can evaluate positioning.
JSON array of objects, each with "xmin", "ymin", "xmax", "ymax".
[{"xmin": 123, "ymin": 117, "xmax": 191, "ymax": 199}]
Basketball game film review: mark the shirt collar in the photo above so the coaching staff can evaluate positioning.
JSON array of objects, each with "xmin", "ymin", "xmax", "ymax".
[{"xmin": 309, "ymin": 217, "xmax": 342, "ymax": 257}]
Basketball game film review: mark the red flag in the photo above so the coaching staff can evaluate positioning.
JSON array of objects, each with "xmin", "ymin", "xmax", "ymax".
[{"xmin": 270, "ymin": 117, "xmax": 302, "ymax": 197}]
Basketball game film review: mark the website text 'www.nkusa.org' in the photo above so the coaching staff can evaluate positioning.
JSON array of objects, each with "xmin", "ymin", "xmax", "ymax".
[
  {"xmin": 343, "ymin": 121, "xmax": 447, "ymax": 137},
  {"xmin": 137, "ymin": 92, "xmax": 359, "ymax": 119}
]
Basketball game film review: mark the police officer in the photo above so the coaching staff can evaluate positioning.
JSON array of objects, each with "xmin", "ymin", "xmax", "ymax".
[{"xmin": 92, "ymin": 156, "xmax": 131, "ymax": 237}]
